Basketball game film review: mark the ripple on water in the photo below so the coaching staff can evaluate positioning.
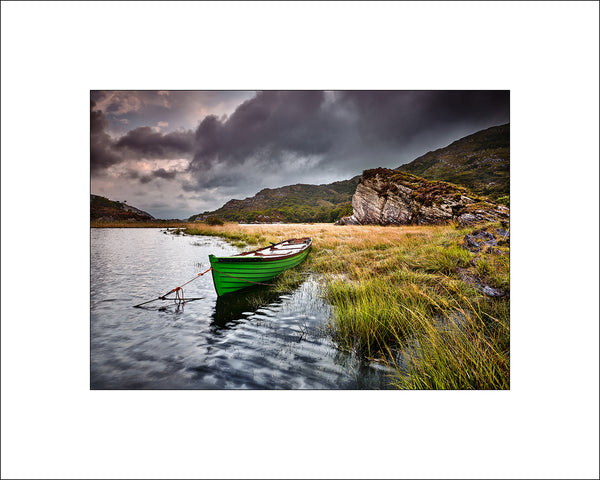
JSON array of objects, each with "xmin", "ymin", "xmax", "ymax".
[{"xmin": 91, "ymin": 228, "xmax": 394, "ymax": 389}]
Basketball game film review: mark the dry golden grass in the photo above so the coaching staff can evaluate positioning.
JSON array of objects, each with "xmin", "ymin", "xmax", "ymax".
[
  {"xmin": 183, "ymin": 221, "xmax": 510, "ymax": 389},
  {"xmin": 96, "ymin": 220, "xmax": 509, "ymax": 389},
  {"xmin": 183, "ymin": 222, "xmax": 444, "ymax": 248}
]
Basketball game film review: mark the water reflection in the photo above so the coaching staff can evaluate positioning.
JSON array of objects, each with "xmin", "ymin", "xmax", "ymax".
[
  {"xmin": 211, "ymin": 285, "xmax": 285, "ymax": 329},
  {"xmin": 91, "ymin": 228, "xmax": 395, "ymax": 389}
]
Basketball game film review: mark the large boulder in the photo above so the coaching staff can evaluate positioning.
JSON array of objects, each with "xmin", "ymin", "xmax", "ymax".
[{"xmin": 339, "ymin": 168, "xmax": 509, "ymax": 226}]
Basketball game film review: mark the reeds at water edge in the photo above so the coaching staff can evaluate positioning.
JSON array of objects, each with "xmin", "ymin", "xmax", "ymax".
[{"xmin": 180, "ymin": 221, "xmax": 510, "ymax": 389}]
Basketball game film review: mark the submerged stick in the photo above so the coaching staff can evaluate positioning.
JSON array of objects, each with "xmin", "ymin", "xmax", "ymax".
[
  {"xmin": 133, "ymin": 296, "xmax": 167, "ymax": 308},
  {"xmin": 133, "ymin": 296, "xmax": 205, "ymax": 308},
  {"xmin": 133, "ymin": 267, "xmax": 212, "ymax": 308}
]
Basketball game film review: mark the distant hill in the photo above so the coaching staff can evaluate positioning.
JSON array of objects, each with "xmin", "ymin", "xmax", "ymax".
[
  {"xmin": 189, "ymin": 176, "xmax": 360, "ymax": 223},
  {"xmin": 397, "ymin": 123, "xmax": 509, "ymax": 203},
  {"xmin": 91, "ymin": 194, "xmax": 155, "ymax": 221}
]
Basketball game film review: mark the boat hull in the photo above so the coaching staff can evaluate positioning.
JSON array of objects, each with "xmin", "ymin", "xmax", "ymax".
[{"xmin": 209, "ymin": 242, "xmax": 310, "ymax": 296}]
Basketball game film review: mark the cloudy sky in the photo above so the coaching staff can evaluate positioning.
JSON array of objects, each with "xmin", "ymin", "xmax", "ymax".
[{"xmin": 91, "ymin": 90, "xmax": 509, "ymax": 219}]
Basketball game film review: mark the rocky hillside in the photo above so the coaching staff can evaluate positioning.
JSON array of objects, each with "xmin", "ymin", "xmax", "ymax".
[
  {"xmin": 397, "ymin": 123, "xmax": 509, "ymax": 203},
  {"xmin": 337, "ymin": 168, "xmax": 509, "ymax": 226},
  {"xmin": 189, "ymin": 176, "xmax": 360, "ymax": 223},
  {"xmin": 91, "ymin": 194, "xmax": 155, "ymax": 222}
]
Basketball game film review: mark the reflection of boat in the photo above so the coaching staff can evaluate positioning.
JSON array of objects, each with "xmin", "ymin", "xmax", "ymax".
[
  {"xmin": 209, "ymin": 237, "xmax": 311, "ymax": 296},
  {"xmin": 211, "ymin": 285, "xmax": 284, "ymax": 329}
]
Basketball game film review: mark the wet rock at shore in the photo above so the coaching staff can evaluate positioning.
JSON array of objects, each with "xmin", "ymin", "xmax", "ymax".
[
  {"xmin": 457, "ymin": 268, "xmax": 505, "ymax": 298},
  {"xmin": 483, "ymin": 286, "xmax": 504, "ymax": 297},
  {"xmin": 463, "ymin": 231, "xmax": 498, "ymax": 253}
]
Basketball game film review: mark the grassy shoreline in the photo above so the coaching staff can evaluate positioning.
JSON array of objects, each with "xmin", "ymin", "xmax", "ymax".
[
  {"xmin": 96, "ymin": 221, "xmax": 510, "ymax": 389},
  {"xmin": 91, "ymin": 220, "xmax": 189, "ymax": 228},
  {"xmin": 183, "ymin": 222, "xmax": 510, "ymax": 389}
]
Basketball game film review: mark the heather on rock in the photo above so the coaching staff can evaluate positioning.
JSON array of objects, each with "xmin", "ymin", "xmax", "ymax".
[{"xmin": 338, "ymin": 168, "xmax": 509, "ymax": 226}]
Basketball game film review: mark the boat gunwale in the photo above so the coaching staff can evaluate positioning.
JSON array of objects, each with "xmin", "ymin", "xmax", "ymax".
[{"xmin": 212, "ymin": 237, "xmax": 312, "ymax": 263}]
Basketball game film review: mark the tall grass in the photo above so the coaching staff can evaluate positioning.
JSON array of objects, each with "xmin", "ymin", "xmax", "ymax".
[
  {"xmin": 392, "ymin": 300, "xmax": 510, "ymax": 390},
  {"xmin": 183, "ymin": 221, "xmax": 510, "ymax": 389}
]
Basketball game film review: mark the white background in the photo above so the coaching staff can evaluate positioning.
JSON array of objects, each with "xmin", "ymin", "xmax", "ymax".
[{"xmin": 1, "ymin": 2, "xmax": 598, "ymax": 479}]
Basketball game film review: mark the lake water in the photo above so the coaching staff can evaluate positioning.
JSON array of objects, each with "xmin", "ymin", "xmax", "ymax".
[{"xmin": 91, "ymin": 228, "xmax": 394, "ymax": 389}]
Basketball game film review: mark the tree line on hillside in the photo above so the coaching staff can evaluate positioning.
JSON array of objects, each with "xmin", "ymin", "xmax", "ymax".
[{"xmin": 193, "ymin": 203, "xmax": 353, "ymax": 224}]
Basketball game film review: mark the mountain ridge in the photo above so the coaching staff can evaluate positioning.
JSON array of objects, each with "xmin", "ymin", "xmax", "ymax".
[
  {"xmin": 396, "ymin": 123, "xmax": 509, "ymax": 202},
  {"xmin": 189, "ymin": 176, "xmax": 360, "ymax": 223}
]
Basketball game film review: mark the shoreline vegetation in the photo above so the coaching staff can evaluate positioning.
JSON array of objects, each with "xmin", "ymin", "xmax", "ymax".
[{"xmin": 93, "ymin": 221, "xmax": 509, "ymax": 389}]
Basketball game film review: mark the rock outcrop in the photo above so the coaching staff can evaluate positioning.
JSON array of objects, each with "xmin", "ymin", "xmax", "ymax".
[{"xmin": 337, "ymin": 168, "xmax": 509, "ymax": 226}]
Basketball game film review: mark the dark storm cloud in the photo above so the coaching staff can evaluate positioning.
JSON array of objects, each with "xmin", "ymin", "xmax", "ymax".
[
  {"xmin": 187, "ymin": 91, "xmax": 340, "ymax": 188},
  {"xmin": 337, "ymin": 90, "xmax": 509, "ymax": 147},
  {"xmin": 90, "ymin": 90, "xmax": 255, "ymax": 136},
  {"xmin": 181, "ymin": 90, "xmax": 509, "ymax": 192},
  {"xmin": 114, "ymin": 126, "xmax": 194, "ymax": 159},
  {"xmin": 152, "ymin": 168, "xmax": 178, "ymax": 180},
  {"xmin": 222, "ymin": 90, "xmax": 333, "ymax": 155},
  {"xmin": 90, "ymin": 100, "xmax": 107, "ymax": 134},
  {"xmin": 123, "ymin": 167, "xmax": 178, "ymax": 183},
  {"xmin": 91, "ymin": 100, "xmax": 194, "ymax": 174},
  {"xmin": 93, "ymin": 90, "xmax": 509, "ymax": 183},
  {"xmin": 90, "ymin": 100, "xmax": 123, "ymax": 172}
]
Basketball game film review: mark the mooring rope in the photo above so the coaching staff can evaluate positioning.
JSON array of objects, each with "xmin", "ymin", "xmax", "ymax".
[
  {"xmin": 175, "ymin": 267, "xmax": 213, "ymax": 289},
  {"xmin": 133, "ymin": 265, "xmax": 279, "ymax": 308}
]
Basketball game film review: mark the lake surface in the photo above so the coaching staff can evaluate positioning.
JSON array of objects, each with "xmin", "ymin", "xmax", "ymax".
[{"xmin": 91, "ymin": 228, "xmax": 394, "ymax": 389}]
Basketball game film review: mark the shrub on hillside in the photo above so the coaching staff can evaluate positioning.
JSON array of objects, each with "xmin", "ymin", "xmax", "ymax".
[
  {"xmin": 496, "ymin": 195, "xmax": 510, "ymax": 206},
  {"xmin": 205, "ymin": 216, "xmax": 224, "ymax": 226}
]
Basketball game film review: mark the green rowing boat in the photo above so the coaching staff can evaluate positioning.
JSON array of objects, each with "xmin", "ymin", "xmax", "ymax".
[{"xmin": 209, "ymin": 237, "xmax": 312, "ymax": 296}]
